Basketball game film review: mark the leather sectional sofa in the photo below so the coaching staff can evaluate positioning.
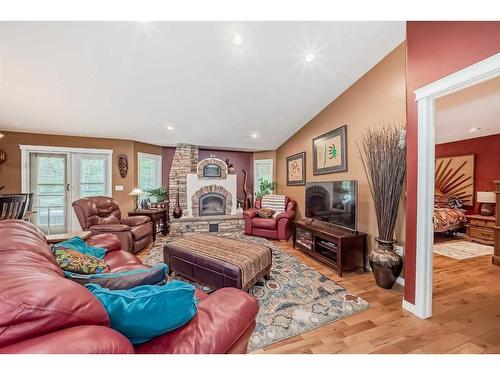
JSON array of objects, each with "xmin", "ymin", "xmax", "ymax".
[
  {"xmin": 0, "ymin": 220, "xmax": 259, "ymax": 354},
  {"xmin": 72, "ymin": 196, "xmax": 153, "ymax": 253}
]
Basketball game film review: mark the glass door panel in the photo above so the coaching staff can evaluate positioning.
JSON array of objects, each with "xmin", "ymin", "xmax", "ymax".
[
  {"xmin": 73, "ymin": 154, "xmax": 108, "ymax": 200},
  {"xmin": 29, "ymin": 153, "xmax": 68, "ymax": 235}
]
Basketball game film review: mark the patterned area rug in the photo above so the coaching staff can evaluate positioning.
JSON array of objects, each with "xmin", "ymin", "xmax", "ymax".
[
  {"xmin": 143, "ymin": 233, "xmax": 370, "ymax": 352},
  {"xmin": 434, "ymin": 240, "xmax": 494, "ymax": 260}
]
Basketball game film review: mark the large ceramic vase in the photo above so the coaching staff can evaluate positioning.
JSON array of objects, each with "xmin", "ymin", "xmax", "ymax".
[
  {"xmin": 369, "ymin": 238, "xmax": 403, "ymax": 289},
  {"xmin": 172, "ymin": 180, "xmax": 183, "ymax": 219}
]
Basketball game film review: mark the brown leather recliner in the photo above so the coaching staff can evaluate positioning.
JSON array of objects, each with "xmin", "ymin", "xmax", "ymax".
[{"xmin": 72, "ymin": 196, "xmax": 153, "ymax": 253}]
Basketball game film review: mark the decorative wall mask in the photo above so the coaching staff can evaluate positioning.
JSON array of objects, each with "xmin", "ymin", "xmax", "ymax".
[{"xmin": 118, "ymin": 154, "xmax": 128, "ymax": 178}]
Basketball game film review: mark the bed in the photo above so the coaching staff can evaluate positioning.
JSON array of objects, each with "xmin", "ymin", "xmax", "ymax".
[
  {"xmin": 433, "ymin": 207, "xmax": 467, "ymax": 233},
  {"xmin": 433, "ymin": 155, "xmax": 474, "ymax": 233}
]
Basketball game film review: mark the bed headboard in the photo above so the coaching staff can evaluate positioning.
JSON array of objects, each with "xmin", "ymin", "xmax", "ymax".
[{"xmin": 435, "ymin": 154, "xmax": 475, "ymax": 206}]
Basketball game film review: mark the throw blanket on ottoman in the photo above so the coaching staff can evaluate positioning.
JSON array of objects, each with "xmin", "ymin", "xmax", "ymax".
[{"xmin": 164, "ymin": 234, "xmax": 272, "ymax": 291}]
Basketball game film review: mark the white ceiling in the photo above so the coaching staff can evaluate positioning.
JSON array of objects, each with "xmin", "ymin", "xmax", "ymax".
[
  {"xmin": 0, "ymin": 21, "xmax": 405, "ymax": 151},
  {"xmin": 436, "ymin": 76, "xmax": 500, "ymax": 144}
]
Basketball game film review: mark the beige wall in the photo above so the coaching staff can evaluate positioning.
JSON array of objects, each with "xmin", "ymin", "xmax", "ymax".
[
  {"xmin": 275, "ymin": 43, "xmax": 407, "ymax": 251},
  {"xmin": 0, "ymin": 131, "xmax": 161, "ymax": 213}
]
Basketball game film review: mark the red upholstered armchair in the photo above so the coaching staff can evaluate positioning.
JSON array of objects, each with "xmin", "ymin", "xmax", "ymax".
[
  {"xmin": 243, "ymin": 197, "xmax": 296, "ymax": 241},
  {"xmin": 72, "ymin": 196, "xmax": 153, "ymax": 253}
]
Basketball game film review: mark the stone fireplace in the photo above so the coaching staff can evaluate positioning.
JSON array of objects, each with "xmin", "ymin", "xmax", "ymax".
[
  {"xmin": 168, "ymin": 145, "xmax": 243, "ymax": 237},
  {"xmin": 186, "ymin": 156, "xmax": 237, "ymax": 217},
  {"xmin": 200, "ymin": 193, "xmax": 225, "ymax": 216},
  {"xmin": 191, "ymin": 184, "xmax": 232, "ymax": 217}
]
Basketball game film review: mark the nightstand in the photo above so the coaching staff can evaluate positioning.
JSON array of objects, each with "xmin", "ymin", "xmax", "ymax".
[{"xmin": 464, "ymin": 214, "xmax": 495, "ymax": 246}]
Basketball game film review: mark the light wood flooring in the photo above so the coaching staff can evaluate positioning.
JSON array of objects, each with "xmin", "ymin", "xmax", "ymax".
[{"xmin": 138, "ymin": 238, "xmax": 500, "ymax": 354}]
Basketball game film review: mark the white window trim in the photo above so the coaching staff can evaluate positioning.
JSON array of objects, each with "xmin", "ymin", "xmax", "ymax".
[
  {"xmin": 137, "ymin": 152, "xmax": 163, "ymax": 190},
  {"xmin": 253, "ymin": 159, "xmax": 274, "ymax": 192},
  {"xmin": 20, "ymin": 144, "xmax": 113, "ymax": 195},
  {"xmin": 410, "ymin": 53, "xmax": 500, "ymax": 319}
]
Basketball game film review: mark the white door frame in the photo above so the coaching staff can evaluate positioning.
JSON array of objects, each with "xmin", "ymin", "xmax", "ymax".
[
  {"xmin": 411, "ymin": 53, "xmax": 500, "ymax": 319},
  {"xmin": 20, "ymin": 145, "xmax": 113, "ymax": 232}
]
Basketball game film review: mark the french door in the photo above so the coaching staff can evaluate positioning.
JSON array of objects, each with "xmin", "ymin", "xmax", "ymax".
[{"xmin": 22, "ymin": 146, "xmax": 112, "ymax": 234}]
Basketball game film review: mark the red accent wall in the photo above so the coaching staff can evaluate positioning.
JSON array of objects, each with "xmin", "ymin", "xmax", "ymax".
[
  {"xmin": 405, "ymin": 21, "xmax": 500, "ymax": 304},
  {"xmin": 435, "ymin": 134, "xmax": 500, "ymax": 214},
  {"xmin": 161, "ymin": 147, "xmax": 254, "ymax": 202},
  {"xmin": 162, "ymin": 146, "xmax": 176, "ymax": 186}
]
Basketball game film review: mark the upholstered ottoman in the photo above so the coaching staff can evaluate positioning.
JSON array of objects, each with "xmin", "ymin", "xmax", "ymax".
[{"xmin": 163, "ymin": 234, "xmax": 272, "ymax": 291}]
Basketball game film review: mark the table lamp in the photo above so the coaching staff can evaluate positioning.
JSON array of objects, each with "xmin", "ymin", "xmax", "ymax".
[
  {"xmin": 129, "ymin": 188, "xmax": 143, "ymax": 210},
  {"xmin": 477, "ymin": 191, "xmax": 496, "ymax": 216}
]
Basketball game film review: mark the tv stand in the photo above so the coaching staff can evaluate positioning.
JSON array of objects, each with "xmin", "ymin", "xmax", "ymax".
[
  {"xmin": 305, "ymin": 218, "xmax": 358, "ymax": 235},
  {"xmin": 293, "ymin": 219, "xmax": 368, "ymax": 277}
]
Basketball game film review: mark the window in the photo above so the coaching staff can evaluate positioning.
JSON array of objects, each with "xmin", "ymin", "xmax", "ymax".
[
  {"xmin": 254, "ymin": 159, "xmax": 274, "ymax": 192},
  {"xmin": 138, "ymin": 152, "xmax": 163, "ymax": 193}
]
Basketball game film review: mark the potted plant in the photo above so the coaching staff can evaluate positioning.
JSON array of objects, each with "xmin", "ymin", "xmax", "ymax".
[
  {"xmin": 145, "ymin": 186, "xmax": 169, "ymax": 208},
  {"xmin": 255, "ymin": 178, "xmax": 277, "ymax": 200},
  {"xmin": 358, "ymin": 123, "xmax": 406, "ymax": 289}
]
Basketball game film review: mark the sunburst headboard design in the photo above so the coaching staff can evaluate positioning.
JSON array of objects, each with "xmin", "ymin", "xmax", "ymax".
[{"xmin": 435, "ymin": 154, "xmax": 475, "ymax": 206}]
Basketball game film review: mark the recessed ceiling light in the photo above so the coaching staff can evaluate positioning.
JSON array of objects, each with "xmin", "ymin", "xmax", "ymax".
[
  {"xmin": 166, "ymin": 126, "xmax": 174, "ymax": 130},
  {"xmin": 469, "ymin": 127, "xmax": 482, "ymax": 132},
  {"xmin": 305, "ymin": 53, "xmax": 315, "ymax": 63},
  {"xmin": 251, "ymin": 133, "xmax": 258, "ymax": 138},
  {"xmin": 233, "ymin": 34, "xmax": 243, "ymax": 45}
]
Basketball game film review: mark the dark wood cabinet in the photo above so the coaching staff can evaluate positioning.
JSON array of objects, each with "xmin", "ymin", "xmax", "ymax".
[{"xmin": 293, "ymin": 219, "xmax": 368, "ymax": 277}]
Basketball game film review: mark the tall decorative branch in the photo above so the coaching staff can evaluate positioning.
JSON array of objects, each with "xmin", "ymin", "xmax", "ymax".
[{"xmin": 358, "ymin": 122, "xmax": 406, "ymax": 242}]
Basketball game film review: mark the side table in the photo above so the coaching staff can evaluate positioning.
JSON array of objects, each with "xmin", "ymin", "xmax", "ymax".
[{"xmin": 128, "ymin": 208, "xmax": 169, "ymax": 241}]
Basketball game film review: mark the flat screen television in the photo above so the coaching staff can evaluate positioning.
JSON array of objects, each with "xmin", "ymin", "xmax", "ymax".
[{"xmin": 305, "ymin": 180, "xmax": 358, "ymax": 231}]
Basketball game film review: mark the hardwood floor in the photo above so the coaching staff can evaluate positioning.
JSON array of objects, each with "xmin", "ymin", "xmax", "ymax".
[{"xmin": 138, "ymin": 237, "xmax": 500, "ymax": 354}]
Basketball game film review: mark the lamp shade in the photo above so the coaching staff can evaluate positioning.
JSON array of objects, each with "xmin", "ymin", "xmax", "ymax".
[
  {"xmin": 477, "ymin": 191, "xmax": 495, "ymax": 203},
  {"xmin": 129, "ymin": 188, "xmax": 144, "ymax": 196}
]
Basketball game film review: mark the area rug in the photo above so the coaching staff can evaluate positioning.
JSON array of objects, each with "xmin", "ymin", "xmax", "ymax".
[
  {"xmin": 433, "ymin": 240, "xmax": 494, "ymax": 260},
  {"xmin": 144, "ymin": 232, "xmax": 370, "ymax": 351}
]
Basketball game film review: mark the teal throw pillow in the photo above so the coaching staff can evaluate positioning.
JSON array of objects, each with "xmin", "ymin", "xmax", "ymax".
[
  {"xmin": 54, "ymin": 236, "xmax": 106, "ymax": 259},
  {"xmin": 86, "ymin": 281, "xmax": 198, "ymax": 344}
]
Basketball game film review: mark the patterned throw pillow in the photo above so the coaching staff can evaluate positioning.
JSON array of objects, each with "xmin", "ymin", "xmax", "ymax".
[
  {"xmin": 256, "ymin": 208, "xmax": 276, "ymax": 218},
  {"xmin": 54, "ymin": 247, "xmax": 110, "ymax": 274}
]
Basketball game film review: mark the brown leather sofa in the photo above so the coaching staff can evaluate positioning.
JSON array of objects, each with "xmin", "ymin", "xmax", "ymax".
[
  {"xmin": 243, "ymin": 197, "xmax": 297, "ymax": 241},
  {"xmin": 72, "ymin": 196, "xmax": 153, "ymax": 253},
  {"xmin": 0, "ymin": 220, "xmax": 259, "ymax": 354}
]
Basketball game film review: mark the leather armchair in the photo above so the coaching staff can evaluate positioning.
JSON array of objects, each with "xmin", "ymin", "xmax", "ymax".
[
  {"xmin": 243, "ymin": 197, "xmax": 296, "ymax": 241},
  {"xmin": 0, "ymin": 220, "xmax": 259, "ymax": 354},
  {"xmin": 72, "ymin": 196, "xmax": 153, "ymax": 253}
]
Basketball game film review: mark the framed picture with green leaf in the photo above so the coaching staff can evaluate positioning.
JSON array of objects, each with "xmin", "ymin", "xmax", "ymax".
[
  {"xmin": 286, "ymin": 152, "xmax": 306, "ymax": 186},
  {"xmin": 312, "ymin": 125, "xmax": 347, "ymax": 175}
]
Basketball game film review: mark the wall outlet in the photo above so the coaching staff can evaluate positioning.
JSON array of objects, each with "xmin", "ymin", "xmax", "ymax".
[
  {"xmin": 394, "ymin": 245, "xmax": 404, "ymax": 257},
  {"xmin": 114, "ymin": 185, "xmax": 124, "ymax": 191}
]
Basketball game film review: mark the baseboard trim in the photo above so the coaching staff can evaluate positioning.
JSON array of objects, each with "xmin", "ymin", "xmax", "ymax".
[{"xmin": 402, "ymin": 299, "xmax": 416, "ymax": 314}]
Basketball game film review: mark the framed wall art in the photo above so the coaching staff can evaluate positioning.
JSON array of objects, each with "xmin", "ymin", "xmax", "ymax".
[
  {"xmin": 312, "ymin": 125, "xmax": 347, "ymax": 175},
  {"xmin": 286, "ymin": 152, "xmax": 306, "ymax": 186}
]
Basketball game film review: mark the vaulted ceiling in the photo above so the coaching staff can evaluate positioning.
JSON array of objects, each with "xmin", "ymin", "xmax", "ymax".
[{"xmin": 0, "ymin": 21, "xmax": 405, "ymax": 150}]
